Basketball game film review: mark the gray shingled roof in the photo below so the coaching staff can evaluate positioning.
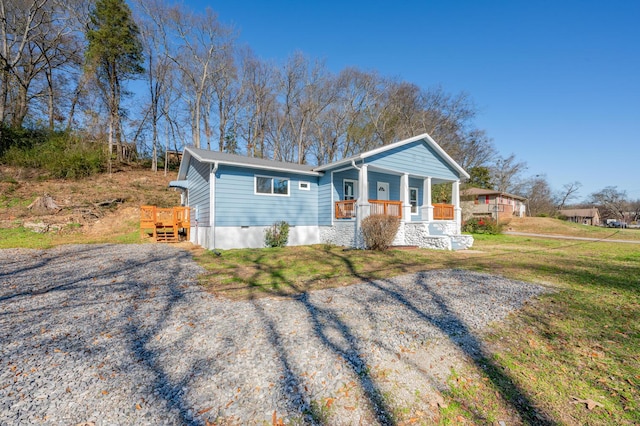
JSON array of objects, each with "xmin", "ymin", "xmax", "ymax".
[{"xmin": 185, "ymin": 146, "xmax": 319, "ymax": 174}]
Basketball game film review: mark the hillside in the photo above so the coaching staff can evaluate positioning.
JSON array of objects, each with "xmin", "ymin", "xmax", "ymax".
[{"xmin": 0, "ymin": 166, "xmax": 181, "ymax": 243}]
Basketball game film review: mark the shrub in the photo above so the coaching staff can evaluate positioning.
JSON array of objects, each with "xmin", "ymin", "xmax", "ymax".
[
  {"xmin": 462, "ymin": 217, "xmax": 503, "ymax": 234},
  {"xmin": 361, "ymin": 214, "xmax": 400, "ymax": 251},
  {"xmin": 1, "ymin": 132, "xmax": 106, "ymax": 178},
  {"xmin": 264, "ymin": 221, "xmax": 290, "ymax": 248}
]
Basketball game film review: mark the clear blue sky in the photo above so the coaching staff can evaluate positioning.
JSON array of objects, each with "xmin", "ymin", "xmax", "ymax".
[{"xmin": 186, "ymin": 0, "xmax": 640, "ymax": 201}]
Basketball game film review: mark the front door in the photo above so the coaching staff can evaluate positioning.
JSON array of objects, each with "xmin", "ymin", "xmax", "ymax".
[{"xmin": 377, "ymin": 182, "xmax": 389, "ymax": 201}]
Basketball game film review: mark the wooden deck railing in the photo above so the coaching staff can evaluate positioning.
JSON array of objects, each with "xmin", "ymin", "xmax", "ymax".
[
  {"xmin": 140, "ymin": 205, "xmax": 191, "ymax": 242},
  {"xmin": 334, "ymin": 201, "xmax": 454, "ymax": 220},
  {"xmin": 334, "ymin": 200, "xmax": 403, "ymax": 219},
  {"xmin": 433, "ymin": 203, "xmax": 454, "ymax": 220},
  {"xmin": 369, "ymin": 200, "xmax": 402, "ymax": 218},
  {"xmin": 335, "ymin": 200, "xmax": 356, "ymax": 219}
]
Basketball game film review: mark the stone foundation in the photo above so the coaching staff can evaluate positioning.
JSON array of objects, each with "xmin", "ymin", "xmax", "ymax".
[{"xmin": 322, "ymin": 221, "xmax": 474, "ymax": 251}]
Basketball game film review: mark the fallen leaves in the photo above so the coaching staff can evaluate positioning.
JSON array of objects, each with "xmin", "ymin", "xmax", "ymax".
[{"xmin": 570, "ymin": 396, "xmax": 604, "ymax": 410}]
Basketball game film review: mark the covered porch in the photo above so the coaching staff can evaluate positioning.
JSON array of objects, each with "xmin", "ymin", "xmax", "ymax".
[
  {"xmin": 331, "ymin": 162, "xmax": 462, "ymax": 225},
  {"xmin": 325, "ymin": 162, "xmax": 470, "ymax": 250}
]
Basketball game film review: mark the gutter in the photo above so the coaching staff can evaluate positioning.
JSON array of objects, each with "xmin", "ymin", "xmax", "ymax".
[{"xmin": 210, "ymin": 161, "xmax": 218, "ymax": 251}]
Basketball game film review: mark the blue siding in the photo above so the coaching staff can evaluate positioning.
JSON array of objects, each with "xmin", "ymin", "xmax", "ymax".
[
  {"xmin": 368, "ymin": 140, "xmax": 460, "ymax": 180},
  {"xmin": 215, "ymin": 165, "xmax": 319, "ymax": 226},
  {"xmin": 318, "ymin": 173, "xmax": 333, "ymax": 225},
  {"xmin": 368, "ymin": 171, "xmax": 401, "ymax": 200},
  {"xmin": 186, "ymin": 159, "xmax": 210, "ymax": 224},
  {"xmin": 332, "ymin": 169, "xmax": 359, "ymax": 200}
]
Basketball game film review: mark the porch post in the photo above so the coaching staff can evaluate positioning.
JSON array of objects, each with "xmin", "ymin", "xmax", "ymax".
[
  {"xmin": 421, "ymin": 176, "xmax": 433, "ymax": 221},
  {"xmin": 357, "ymin": 164, "xmax": 370, "ymax": 222},
  {"xmin": 400, "ymin": 173, "xmax": 410, "ymax": 222},
  {"xmin": 452, "ymin": 180, "xmax": 462, "ymax": 232}
]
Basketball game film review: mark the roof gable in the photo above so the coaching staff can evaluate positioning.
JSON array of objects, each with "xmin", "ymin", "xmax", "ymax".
[{"xmin": 313, "ymin": 133, "xmax": 469, "ymax": 179}]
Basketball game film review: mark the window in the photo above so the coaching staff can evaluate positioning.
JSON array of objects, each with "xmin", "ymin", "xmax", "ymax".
[
  {"xmin": 409, "ymin": 187, "xmax": 418, "ymax": 214},
  {"xmin": 343, "ymin": 179, "xmax": 357, "ymax": 200},
  {"xmin": 299, "ymin": 181, "xmax": 310, "ymax": 190},
  {"xmin": 255, "ymin": 175, "xmax": 289, "ymax": 196}
]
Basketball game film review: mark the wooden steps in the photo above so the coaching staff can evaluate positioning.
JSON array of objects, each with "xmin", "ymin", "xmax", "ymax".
[{"xmin": 140, "ymin": 206, "xmax": 191, "ymax": 243}]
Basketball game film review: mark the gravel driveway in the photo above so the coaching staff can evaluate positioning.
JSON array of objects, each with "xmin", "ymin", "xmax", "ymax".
[{"xmin": 0, "ymin": 244, "xmax": 547, "ymax": 425}]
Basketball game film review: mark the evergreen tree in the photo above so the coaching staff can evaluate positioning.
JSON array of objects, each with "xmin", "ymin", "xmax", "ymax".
[{"xmin": 85, "ymin": 0, "xmax": 143, "ymax": 166}]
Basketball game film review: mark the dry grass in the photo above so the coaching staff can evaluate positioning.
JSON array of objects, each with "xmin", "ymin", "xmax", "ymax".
[
  {"xmin": 0, "ymin": 166, "xmax": 181, "ymax": 248},
  {"xmin": 506, "ymin": 217, "xmax": 640, "ymax": 241}
]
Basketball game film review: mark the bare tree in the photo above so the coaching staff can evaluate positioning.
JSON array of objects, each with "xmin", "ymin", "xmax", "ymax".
[
  {"xmin": 134, "ymin": 0, "xmax": 177, "ymax": 171},
  {"xmin": 0, "ymin": 0, "xmax": 50, "ymax": 125},
  {"xmin": 278, "ymin": 52, "xmax": 335, "ymax": 163},
  {"xmin": 491, "ymin": 154, "xmax": 528, "ymax": 194},
  {"xmin": 237, "ymin": 47, "xmax": 277, "ymax": 158},
  {"xmin": 522, "ymin": 175, "xmax": 555, "ymax": 216},
  {"xmin": 555, "ymin": 181, "xmax": 582, "ymax": 210},
  {"xmin": 166, "ymin": 6, "xmax": 232, "ymax": 149},
  {"xmin": 590, "ymin": 186, "xmax": 628, "ymax": 220}
]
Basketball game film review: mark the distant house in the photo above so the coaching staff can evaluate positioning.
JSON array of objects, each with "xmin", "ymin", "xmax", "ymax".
[
  {"xmin": 170, "ymin": 133, "xmax": 474, "ymax": 250},
  {"xmin": 460, "ymin": 187, "xmax": 527, "ymax": 221},
  {"xmin": 559, "ymin": 208, "xmax": 601, "ymax": 226}
]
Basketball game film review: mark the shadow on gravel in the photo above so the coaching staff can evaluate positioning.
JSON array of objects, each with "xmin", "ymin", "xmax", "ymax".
[
  {"xmin": 119, "ymin": 250, "xmax": 204, "ymax": 426},
  {"xmin": 329, "ymin": 250, "xmax": 556, "ymax": 426},
  {"xmin": 0, "ymin": 245, "xmax": 111, "ymax": 302},
  {"xmin": 245, "ymin": 253, "xmax": 396, "ymax": 425},
  {"xmin": 0, "ymin": 245, "xmax": 206, "ymax": 426}
]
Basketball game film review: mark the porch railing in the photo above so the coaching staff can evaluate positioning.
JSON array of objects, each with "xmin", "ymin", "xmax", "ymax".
[
  {"xmin": 334, "ymin": 200, "xmax": 403, "ymax": 219},
  {"xmin": 433, "ymin": 203, "xmax": 454, "ymax": 220},
  {"xmin": 335, "ymin": 200, "xmax": 454, "ymax": 220},
  {"xmin": 335, "ymin": 200, "xmax": 356, "ymax": 219},
  {"xmin": 369, "ymin": 200, "xmax": 402, "ymax": 218}
]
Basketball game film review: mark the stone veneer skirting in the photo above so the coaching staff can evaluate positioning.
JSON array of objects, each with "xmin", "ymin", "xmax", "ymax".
[{"xmin": 320, "ymin": 221, "xmax": 474, "ymax": 251}]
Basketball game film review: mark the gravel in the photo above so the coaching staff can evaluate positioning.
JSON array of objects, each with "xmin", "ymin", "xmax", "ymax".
[{"xmin": 0, "ymin": 244, "xmax": 549, "ymax": 425}]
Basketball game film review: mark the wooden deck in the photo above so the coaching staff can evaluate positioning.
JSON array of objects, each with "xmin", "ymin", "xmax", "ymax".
[{"xmin": 140, "ymin": 206, "xmax": 191, "ymax": 243}]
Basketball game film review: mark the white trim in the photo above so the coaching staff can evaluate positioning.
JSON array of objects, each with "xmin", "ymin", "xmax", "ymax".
[
  {"xmin": 298, "ymin": 181, "xmax": 310, "ymax": 191},
  {"xmin": 343, "ymin": 178, "xmax": 358, "ymax": 200},
  {"xmin": 409, "ymin": 186, "xmax": 419, "ymax": 215},
  {"xmin": 254, "ymin": 174, "xmax": 290, "ymax": 197},
  {"xmin": 209, "ymin": 162, "xmax": 218, "ymax": 248}
]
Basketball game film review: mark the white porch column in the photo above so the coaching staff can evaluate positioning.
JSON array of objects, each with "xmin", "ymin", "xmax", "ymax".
[
  {"xmin": 452, "ymin": 180, "xmax": 462, "ymax": 233},
  {"xmin": 421, "ymin": 176, "xmax": 433, "ymax": 221},
  {"xmin": 357, "ymin": 164, "xmax": 370, "ymax": 222},
  {"xmin": 400, "ymin": 173, "xmax": 411, "ymax": 222}
]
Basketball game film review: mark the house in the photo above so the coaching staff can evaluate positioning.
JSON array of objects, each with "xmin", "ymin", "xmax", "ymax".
[
  {"xmin": 559, "ymin": 208, "xmax": 601, "ymax": 226},
  {"xmin": 170, "ymin": 133, "xmax": 474, "ymax": 250},
  {"xmin": 460, "ymin": 187, "xmax": 527, "ymax": 221}
]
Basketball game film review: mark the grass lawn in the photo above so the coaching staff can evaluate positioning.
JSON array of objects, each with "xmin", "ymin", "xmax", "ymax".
[{"xmin": 197, "ymin": 235, "xmax": 640, "ymax": 425}]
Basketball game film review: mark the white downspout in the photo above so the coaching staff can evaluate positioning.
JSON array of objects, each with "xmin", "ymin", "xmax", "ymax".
[{"xmin": 210, "ymin": 161, "xmax": 218, "ymax": 249}]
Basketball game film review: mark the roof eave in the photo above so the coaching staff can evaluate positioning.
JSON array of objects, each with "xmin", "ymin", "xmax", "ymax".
[{"xmin": 183, "ymin": 147, "xmax": 321, "ymax": 176}]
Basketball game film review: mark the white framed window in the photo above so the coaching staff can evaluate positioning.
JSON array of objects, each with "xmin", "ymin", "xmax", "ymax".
[
  {"xmin": 409, "ymin": 187, "xmax": 418, "ymax": 214},
  {"xmin": 255, "ymin": 175, "xmax": 289, "ymax": 196},
  {"xmin": 343, "ymin": 179, "xmax": 357, "ymax": 200},
  {"xmin": 299, "ymin": 181, "xmax": 310, "ymax": 191}
]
